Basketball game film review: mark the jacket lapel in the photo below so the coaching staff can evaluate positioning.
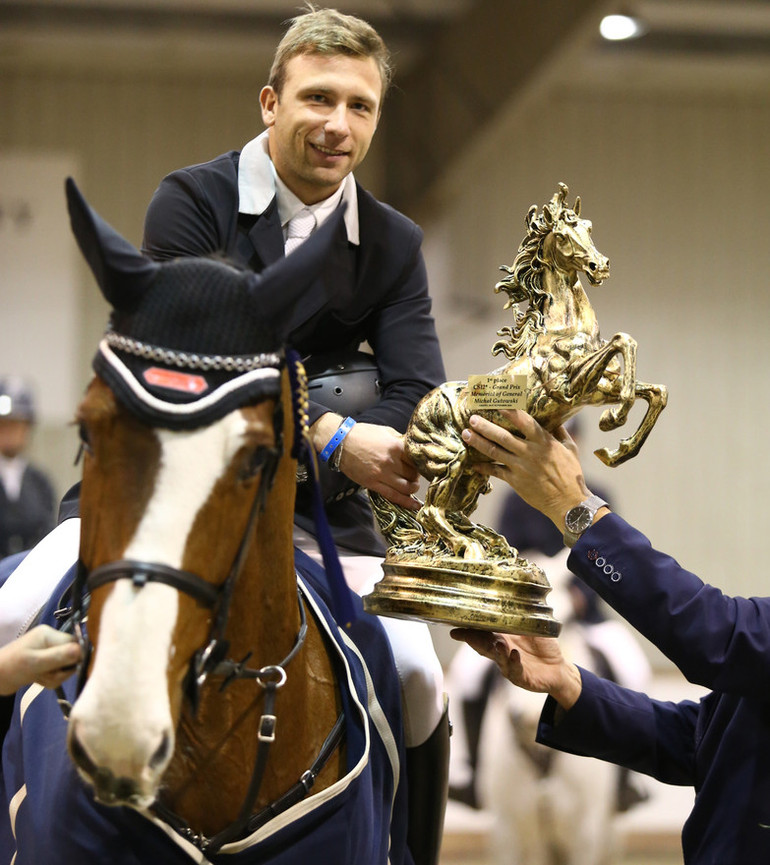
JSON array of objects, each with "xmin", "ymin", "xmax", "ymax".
[
  {"xmin": 236, "ymin": 198, "xmax": 284, "ymax": 270},
  {"xmin": 285, "ymin": 218, "xmax": 355, "ymax": 335},
  {"xmin": 235, "ymin": 195, "xmax": 356, "ymax": 334}
]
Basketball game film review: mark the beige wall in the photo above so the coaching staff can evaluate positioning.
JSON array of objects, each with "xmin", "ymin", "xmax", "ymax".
[
  {"xmin": 419, "ymin": 81, "xmax": 770, "ymax": 617},
  {"xmin": 3, "ymin": 56, "xmax": 770, "ymax": 639},
  {"xmin": 0, "ymin": 67, "xmax": 255, "ymax": 495}
]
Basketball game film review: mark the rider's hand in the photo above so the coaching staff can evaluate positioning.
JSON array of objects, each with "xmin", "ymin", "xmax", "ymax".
[
  {"xmin": 461, "ymin": 409, "xmax": 595, "ymax": 529},
  {"xmin": 450, "ymin": 627, "xmax": 583, "ymax": 712},
  {"xmin": 311, "ymin": 414, "xmax": 421, "ymax": 511},
  {"xmin": 0, "ymin": 625, "xmax": 82, "ymax": 696}
]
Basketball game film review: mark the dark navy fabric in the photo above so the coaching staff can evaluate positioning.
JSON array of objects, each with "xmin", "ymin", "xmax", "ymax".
[
  {"xmin": 142, "ymin": 151, "xmax": 445, "ymax": 555},
  {"xmin": 0, "ymin": 464, "xmax": 55, "ymax": 560},
  {"xmin": 537, "ymin": 513, "xmax": 770, "ymax": 865},
  {"xmin": 142, "ymin": 152, "xmax": 444, "ymax": 435},
  {"xmin": 1, "ymin": 552, "xmax": 412, "ymax": 865}
]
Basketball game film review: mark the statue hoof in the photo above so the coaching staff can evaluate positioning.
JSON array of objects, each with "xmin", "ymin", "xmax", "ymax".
[
  {"xmin": 594, "ymin": 446, "xmax": 615, "ymax": 466},
  {"xmin": 599, "ymin": 407, "xmax": 628, "ymax": 432},
  {"xmin": 594, "ymin": 443, "xmax": 636, "ymax": 467}
]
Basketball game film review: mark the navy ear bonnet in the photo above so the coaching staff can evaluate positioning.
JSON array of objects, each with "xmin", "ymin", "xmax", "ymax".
[
  {"xmin": 65, "ymin": 178, "xmax": 343, "ymax": 429},
  {"xmin": 95, "ymin": 258, "xmax": 285, "ymax": 431}
]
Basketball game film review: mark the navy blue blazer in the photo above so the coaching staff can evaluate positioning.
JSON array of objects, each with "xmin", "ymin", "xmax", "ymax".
[
  {"xmin": 142, "ymin": 151, "xmax": 445, "ymax": 553},
  {"xmin": 538, "ymin": 513, "xmax": 770, "ymax": 864},
  {"xmin": 0, "ymin": 465, "xmax": 55, "ymax": 559}
]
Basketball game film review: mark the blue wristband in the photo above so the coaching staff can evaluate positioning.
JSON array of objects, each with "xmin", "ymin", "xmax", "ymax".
[{"xmin": 319, "ymin": 416, "xmax": 356, "ymax": 463}]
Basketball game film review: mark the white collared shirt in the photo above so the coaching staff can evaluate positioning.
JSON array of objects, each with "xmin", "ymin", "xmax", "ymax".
[
  {"xmin": 0, "ymin": 455, "xmax": 26, "ymax": 501},
  {"xmin": 237, "ymin": 130, "xmax": 360, "ymax": 245}
]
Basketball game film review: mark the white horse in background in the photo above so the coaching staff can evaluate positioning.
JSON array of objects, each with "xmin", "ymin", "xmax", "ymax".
[{"xmin": 470, "ymin": 550, "xmax": 651, "ymax": 865}]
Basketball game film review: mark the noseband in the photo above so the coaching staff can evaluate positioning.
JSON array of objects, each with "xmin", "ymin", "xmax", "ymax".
[{"xmin": 87, "ymin": 560, "xmax": 220, "ymax": 608}]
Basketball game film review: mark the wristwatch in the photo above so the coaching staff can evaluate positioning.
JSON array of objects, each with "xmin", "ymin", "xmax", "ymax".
[{"xmin": 563, "ymin": 494, "xmax": 608, "ymax": 547}]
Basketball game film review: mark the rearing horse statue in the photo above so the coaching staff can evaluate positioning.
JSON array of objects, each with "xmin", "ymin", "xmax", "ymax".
[{"xmin": 369, "ymin": 183, "xmax": 667, "ymax": 569}]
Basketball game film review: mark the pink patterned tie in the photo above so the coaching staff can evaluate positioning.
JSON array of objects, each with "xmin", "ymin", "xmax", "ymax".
[{"xmin": 284, "ymin": 208, "xmax": 316, "ymax": 255}]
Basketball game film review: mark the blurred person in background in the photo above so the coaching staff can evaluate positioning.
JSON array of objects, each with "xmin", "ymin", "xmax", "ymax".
[{"xmin": 0, "ymin": 377, "xmax": 55, "ymax": 560}]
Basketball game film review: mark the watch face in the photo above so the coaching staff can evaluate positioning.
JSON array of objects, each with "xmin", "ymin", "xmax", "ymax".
[{"xmin": 565, "ymin": 505, "xmax": 592, "ymax": 535}]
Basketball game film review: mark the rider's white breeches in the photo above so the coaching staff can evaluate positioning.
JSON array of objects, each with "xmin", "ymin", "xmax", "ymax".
[{"xmin": 293, "ymin": 526, "xmax": 446, "ymax": 748}]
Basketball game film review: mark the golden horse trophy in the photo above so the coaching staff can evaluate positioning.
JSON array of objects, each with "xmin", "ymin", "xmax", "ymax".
[{"xmin": 363, "ymin": 183, "xmax": 667, "ymax": 636}]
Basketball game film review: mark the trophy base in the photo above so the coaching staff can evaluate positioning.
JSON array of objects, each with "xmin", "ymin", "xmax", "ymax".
[{"xmin": 362, "ymin": 558, "xmax": 561, "ymax": 637}]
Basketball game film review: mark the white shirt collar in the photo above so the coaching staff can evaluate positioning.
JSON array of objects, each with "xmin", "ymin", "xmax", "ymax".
[
  {"xmin": 0, "ymin": 455, "xmax": 26, "ymax": 501},
  {"xmin": 237, "ymin": 130, "xmax": 359, "ymax": 245},
  {"xmin": 273, "ymin": 172, "xmax": 346, "ymax": 240}
]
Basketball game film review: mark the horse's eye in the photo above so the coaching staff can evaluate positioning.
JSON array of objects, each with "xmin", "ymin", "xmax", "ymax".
[
  {"xmin": 238, "ymin": 447, "xmax": 269, "ymax": 482},
  {"xmin": 74, "ymin": 422, "xmax": 94, "ymax": 465},
  {"xmin": 79, "ymin": 422, "xmax": 93, "ymax": 450}
]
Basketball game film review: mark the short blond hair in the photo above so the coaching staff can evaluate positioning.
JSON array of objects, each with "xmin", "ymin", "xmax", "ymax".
[{"xmin": 268, "ymin": 5, "xmax": 393, "ymax": 100}]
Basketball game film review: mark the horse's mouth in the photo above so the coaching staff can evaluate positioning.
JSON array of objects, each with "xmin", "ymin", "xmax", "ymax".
[
  {"xmin": 91, "ymin": 771, "xmax": 156, "ymax": 810},
  {"xmin": 69, "ymin": 731, "xmax": 157, "ymax": 810},
  {"xmin": 585, "ymin": 269, "xmax": 609, "ymax": 286},
  {"xmin": 76, "ymin": 763, "xmax": 157, "ymax": 810}
]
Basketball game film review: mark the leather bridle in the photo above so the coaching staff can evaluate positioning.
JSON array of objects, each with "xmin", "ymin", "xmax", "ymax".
[
  {"xmin": 57, "ymin": 356, "xmax": 346, "ymax": 854},
  {"xmin": 62, "ymin": 395, "xmax": 283, "ymax": 708}
]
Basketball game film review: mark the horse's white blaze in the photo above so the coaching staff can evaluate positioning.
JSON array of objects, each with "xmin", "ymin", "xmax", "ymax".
[{"xmin": 70, "ymin": 412, "xmax": 249, "ymax": 790}]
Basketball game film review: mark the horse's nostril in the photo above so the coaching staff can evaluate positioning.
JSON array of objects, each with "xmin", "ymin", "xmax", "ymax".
[
  {"xmin": 149, "ymin": 732, "xmax": 172, "ymax": 770},
  {"xmin": 69, "ymin": 725, "xmax": 98, "ymax": 776}
]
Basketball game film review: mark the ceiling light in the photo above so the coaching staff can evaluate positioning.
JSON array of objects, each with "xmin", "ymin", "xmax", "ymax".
[{"xmin": 599, "ymin": 13, "xmax": 647, "ymax": 41}]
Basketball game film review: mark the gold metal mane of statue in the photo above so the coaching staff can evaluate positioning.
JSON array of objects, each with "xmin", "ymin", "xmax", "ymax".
[{"xmin": 363, "ymin": 183, "xmax": 668, "ymax": 636}]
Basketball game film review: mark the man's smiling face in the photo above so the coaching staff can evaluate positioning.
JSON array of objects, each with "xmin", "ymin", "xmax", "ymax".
[{"xmin": 260, "ymin": 52, "xmax": 382, "ymax": 205}]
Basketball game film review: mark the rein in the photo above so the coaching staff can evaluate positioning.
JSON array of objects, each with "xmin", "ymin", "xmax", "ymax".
[{"xmin": 153, "ymin": 586, "xmax": 345, "ymax": 855}]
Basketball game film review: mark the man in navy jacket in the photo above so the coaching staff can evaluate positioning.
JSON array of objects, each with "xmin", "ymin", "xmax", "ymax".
[
  {"xmin": 454, "ymin": 407, "xmax": 770, "ymax": 865},
  {"xmin": 141, "ymin": 9, "xmax": 448, "ymax": 864},
  {"xmin": 0, "ymin": 378, "xmax": 55, "ymax": 559},
  {"xmin": 142, "ymin": 10, "xmax": 445, "ymax": 557}
]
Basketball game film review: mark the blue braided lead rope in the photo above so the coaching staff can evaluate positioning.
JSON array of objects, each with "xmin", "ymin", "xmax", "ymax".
[{"xmin": 286, "ymin": 349, "xmax": 356, "ymax": 627}]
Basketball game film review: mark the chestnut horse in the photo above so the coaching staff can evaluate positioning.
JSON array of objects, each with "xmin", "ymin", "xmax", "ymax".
[{"xmin": 0, "ymin": 181, "xmax": 410, "ymax": 864}]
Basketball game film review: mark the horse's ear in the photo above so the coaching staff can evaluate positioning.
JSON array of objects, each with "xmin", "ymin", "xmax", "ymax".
[
  {"xmin": 574, "ymin": 196, "xmax": 581, "ymax": 216},
  {"xmin": 247, "ymin": 203, "xmax": 347, "ymax": 340},
  {"xmin": 543, "ymin": 205, "xmax": 554, "ymax": 227},
  {"xmin": 525, "ymin": 204, "xmax": 538, "ymax": 230},
  {"xmin": 65, "ymin": 177, "xmax": 159, "ymax": 311}
]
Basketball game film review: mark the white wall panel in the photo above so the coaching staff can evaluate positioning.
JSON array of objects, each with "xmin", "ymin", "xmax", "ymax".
[
  {"xmin": 0, "ymin": 66, "xmax": 269, "ymax": 495},
  {"xmin": 0, "ymin": 152, "xmax": 80, "ymax": 423}
]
